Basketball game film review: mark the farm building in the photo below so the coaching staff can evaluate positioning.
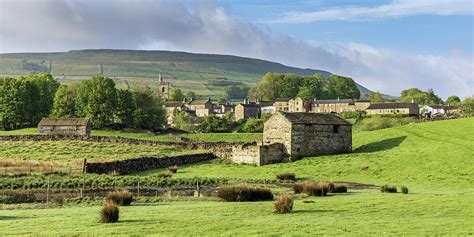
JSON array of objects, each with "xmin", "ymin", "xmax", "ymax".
[
  {"xmin": 263, "ymin": 112, "xmax": 352, "ymax": 161},
  {"xmin": 38, "ymin": 118, "xmax": 92, "ymax": 136},
  {"xmin": 421, "ymin": 105, "xmax": 459, "ymax": 118},
  {"xmin": 366, "ymin": 103, "xmax": 419, "ymax": 116}
]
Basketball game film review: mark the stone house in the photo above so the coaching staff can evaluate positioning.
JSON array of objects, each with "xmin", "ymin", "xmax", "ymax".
[
  {"xmin": 234, "ymin": 103, "xmax": 260, "ymax": 120},
  {"xmin": 263, "ymin": 112, "xmax": 352, "ymax": 160},
  {"xmin": 312, "ymin": 99, "xmax": 370, "ymax": 113},
  {"xmin": 259, "ymin": 101, "xmax": 275, "ymax": 114},
  {"xmin": 188, "ymin": 98, "xmax": 213, "ymax": 117},
  {"xmin": 274, "ymin": 98, "xmax": 291, "ymax": 112},
  {"xmin": 38, "ymin": 118, "xmax": 92, "ymax": 136},
  {"xmin": 366, "ymin": 103, "xmax": 419, "ymax": 116}
]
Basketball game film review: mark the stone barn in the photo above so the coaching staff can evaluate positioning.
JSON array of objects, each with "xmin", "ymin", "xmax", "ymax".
[
  {"xmin": 263, "ymin": 112, "xmax": 352, "ymax": 161},
  {"xmin": 38, "ymin": 118, "xmax": 92, "ymax": 136}
]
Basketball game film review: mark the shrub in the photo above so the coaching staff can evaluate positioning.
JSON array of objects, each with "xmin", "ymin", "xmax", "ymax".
[
  {"xmin": 292, "ymin": 184, "xmax": 303, "ymax": 194},
  {"xmin": 302, "ymin": 181, "xmax": 331, "ymax": 197},
  {"xmin": 273, "ymin": 194, "xmax": 293, "ymax": 214},
  {"xmin": 217, "ymin": 185, "xmax": 273, "ymax": 202},
  {"xmin": 400, "ymin": 186, "xmax": 409, "ymax": 194},
  {"xmin": 100, "ymin": 202, "xmax": 119, "ymax": 223},
  {"xmin": 276, "ymin": 173, "xmax": 296, "ymax": 181},
  {"xmin": 106, "ymin": 190, "xmax": 133, "ymax": 206},
  {"xmin": 381, "ymin": 185, "xmax": 397, "ymax": 193},
  {"xmin": 167, "ymin": 165, "xmax": 178, "ymax": 174},
  {"xmin": 362, "ymin": 116, "xmax": 392, "ymax": 131},
  {"xmin": 332, "ymin": 184, "xmax": 348, "ymax": 193}
]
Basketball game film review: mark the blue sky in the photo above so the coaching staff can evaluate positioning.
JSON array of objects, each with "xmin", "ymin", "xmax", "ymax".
[
  {"xmin": 0, "ymin": 0, "xmax": 473, "ymax": 98},
  {"xmin": 219, "ymin": 0, "xmax": 473, "ymax": 55}
]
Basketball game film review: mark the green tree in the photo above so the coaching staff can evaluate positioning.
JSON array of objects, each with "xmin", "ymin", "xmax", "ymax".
[
  {"xmin": 186, "ymin": 91, "xmax": 196, "ymax": 100},
  {"xmin": 369, "ymin": 91, "xmax": 384, "ymax": 103},
  {"xmin": 131, "ymin": 86, "xmax": 166, "ymax": 130},
  {"xmin": 115, "ymin": 89, "xmax": 136, "ymax": 127},
  {"xmin": 446, "ymin": 95, "xmax": 461, "ymax": 105},
  {"xmin": 168, "ymin": 88, "xmax": 185, "ymax": 101},
  {"xmin": 240, "ymin": 118, "xmax": 264, "ymax": 133},
  {"xmin": 460, "ymin": 97, "xmax": 474, "ymax": 116},
  {"xmin": 25, "ymin": 73, "xmax": 60, "ymax": 123},
  {"xmin": 297, "ymin": 87, "xmax": 315, "ymax": 100},
  {"xmin": 75, "ymin": 76, "xmax": 118, "ymax": 129},
  {"xmin": 50, "ymin": 85, "xmax": 77, "ymax": 118},
  {"xmin": 224, "ymin": 86, "xmax": 250, "ymax": 100},
  {"xmin": 197, "ymin": 114, "xmax": 232, "ymax": 133},
  {"xmin": 326, "ymin": 75, "xmax": 360, "ymax": 99},
  {"xmin": 400, "ymin": 88, "xmax": 441, "ymax": 105},
  {"xmin": 172, "ymin": 109, "xmax": 195, "ymax": 132}
]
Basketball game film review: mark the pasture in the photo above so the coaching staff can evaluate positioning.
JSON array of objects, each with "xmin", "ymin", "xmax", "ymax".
[{"xmin": 0, "ymin": 118, "xmax": 473, "ymax": 235}]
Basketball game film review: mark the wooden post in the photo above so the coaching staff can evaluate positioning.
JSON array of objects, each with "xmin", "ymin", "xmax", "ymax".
[
  {"xmin": 46, "ymin": 175, "xmax": 50, "ymax": 204},
  {"xmin": 137, "ymin": 179, "xmax": 140, "ymax": 198},
  {"xmin": 82, "ymin": 159, "xmax": 87, "ymax": 174},
  {"xmin": 81, "ymin": 172, "xmax": 85, "ymax": 198},
  {"xmin": 196, "ymin": 178, "xmax": 200, "ymax": 198}
]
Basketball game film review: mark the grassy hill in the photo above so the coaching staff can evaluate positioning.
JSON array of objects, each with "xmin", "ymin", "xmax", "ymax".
[{"xmin": 0, "ymin": 49, "xmax": 375, "ymax": 98}]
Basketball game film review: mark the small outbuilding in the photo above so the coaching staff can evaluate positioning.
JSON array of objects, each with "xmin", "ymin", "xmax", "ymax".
[
  {"xmin": 38, "ymin": 118, "xmax": 92, "ymax": 136},
  {"xmin": 263, "ymin": 112, "xmax": 352, "ymax": 161}
]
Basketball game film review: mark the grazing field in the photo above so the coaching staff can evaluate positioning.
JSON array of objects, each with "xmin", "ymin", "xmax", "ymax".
[
  {"xmin": 0, "ymin": 118, "xmax": 473, "ymax": 235},
  {"xmin": 139, "ymin": 118, "xmax": 474, "ymax": 189},
  {"xmin": 1, "ymin": 189, "xmax": 473, "ymax": 235},
  {"xmin": 0, "ymin": 128, "xmax": 262, "ymax": 143}
]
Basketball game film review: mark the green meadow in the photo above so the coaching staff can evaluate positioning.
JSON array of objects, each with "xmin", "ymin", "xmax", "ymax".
[{"xmin": 0, "ymin": 118, "xmax": 473, "ymax": 235}]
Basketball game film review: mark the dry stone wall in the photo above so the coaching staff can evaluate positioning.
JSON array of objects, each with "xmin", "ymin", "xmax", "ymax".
[{"xmin": 85, "ymin": 153, "xmax": 216, "ymax": 175}]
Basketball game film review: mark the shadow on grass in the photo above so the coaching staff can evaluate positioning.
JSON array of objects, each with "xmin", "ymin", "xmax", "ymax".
[
  {"xmin": 293, "ymin": 209, "xmax": 339, "ymax": 214},
  {"xmin": 354, "ymin": 136, "xmax": 407, "ymax": 153},
  {"xmin": 0, "ymin": 216, "xmax": 27, "ymax": 220}
]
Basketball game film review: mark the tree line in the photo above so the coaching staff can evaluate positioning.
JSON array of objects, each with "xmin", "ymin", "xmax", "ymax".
[
  {"xmin": 248, "ymin": 72, "xmax": 360, "ymax": 101},
  {"xmin": 0, "ymin": 73, "xmax": 165, "ymax": 130}
]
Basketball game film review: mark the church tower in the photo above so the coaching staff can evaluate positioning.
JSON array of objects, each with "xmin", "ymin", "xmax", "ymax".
[{"xmin": 158, "ymin": 73, "xmax": 170, "ymax": 99}]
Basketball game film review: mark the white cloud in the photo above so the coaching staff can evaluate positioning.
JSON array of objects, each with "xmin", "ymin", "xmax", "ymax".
[
  {"xmin": 265, "ymin": 0, "xmax": 474, "ymax": 23},
  {"xmin": 0, "ymin": 0, "xmax": 472, "ymax": 98}
]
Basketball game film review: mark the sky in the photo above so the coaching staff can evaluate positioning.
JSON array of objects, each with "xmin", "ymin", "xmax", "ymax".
[{"xmin": 0, "ymin": 0, "xmax": 473, "ymax": 99}]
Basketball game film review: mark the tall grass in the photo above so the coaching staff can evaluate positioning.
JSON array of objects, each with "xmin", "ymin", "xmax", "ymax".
[{"xmin": 217, "ymin": 185, "xmax": 273, "ymax": 202}]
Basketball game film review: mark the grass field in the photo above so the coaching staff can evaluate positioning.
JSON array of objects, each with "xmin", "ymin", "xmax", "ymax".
[
  {"xmin": 0, "ymin": 118, "xmax": 473, "ymax": 235},
  {"xmin": 1, "ymin": 189, "xmax": 473, "ymax": 235},
  {"xmin": 0, "ymin": 128, "xmax": 263, "ymax": 143}
]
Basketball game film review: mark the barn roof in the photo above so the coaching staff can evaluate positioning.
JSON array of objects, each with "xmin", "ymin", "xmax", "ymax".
[
  {"xmin": 38, "ymin": 118, "xmax": 90, "ymax": 126},
  {"xmin": 188, "ymin": 99, "xmax": 211, "ymax": 105},
  {"xmin": 164, "ymin": 101, "xmax": 185, "ymax": 108},
  {"xmin": 278, "ymin": 112, "xmax": 351, "ymax": 126},
  {"xmin": 367, "ymin": 103, "xmax": 417, "ymax": 110},
  {"xmin": 275, "ymin": 98, "xmax": 291, "ymax": 102}
]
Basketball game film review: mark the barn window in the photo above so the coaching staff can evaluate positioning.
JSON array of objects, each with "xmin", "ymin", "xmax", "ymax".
[
  {"xmin": 162, "ymin": 87, "xmax": 165, "ymax": 93},
  {"xmin": 333, "ymin": 125, "xmax": 340, "ymax": 133}
]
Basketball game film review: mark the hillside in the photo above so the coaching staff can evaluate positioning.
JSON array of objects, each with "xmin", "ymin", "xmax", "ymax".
[{"xmin": 0, "ymin": 49, "xmax": 373, "ymax": 98}]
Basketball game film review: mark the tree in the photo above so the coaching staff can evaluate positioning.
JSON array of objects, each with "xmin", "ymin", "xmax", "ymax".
[
  {"xmin": 197, "ymin": 114, "xmax": 232, "ymax": 133},
  {"xmin": 25, "ymin": 73, "xmax": 60, "ymax": 123},
  {"xmin": 400, "ymin": 88, "xmax": 441, "ymax": 105},
  {"xmin": 240, "ymin": 118, "xmax": 264, "ymax": 133},
  {"xmin": 326, "ymin": 75, "xmax": 360, "ymax": 100},
  {"xmin": 369, "ymin": 91, "xmax": 384, "ymax": 103},
  {"xmin": 297, "ymin": 87, "xmax": 315, "ymax": 100},
  {"xmin": 75, "ymin": 76, "xmax": 118, "ymax": 129},
  {"xmin": 460, "ymin": 97, "xmax": 474, "ymax": 116},
  {"xmin": 168, "ymin": 88, "xmax": 185, "ymax": 101},
  {"xmin": 224, "ymin": 86, "xmax": 249, "ymax": 100},
  {"xmin": 186, "ymin": 91, "xmax": 196, "ymax": 100},
  {"xmin": 446, "ymin": 95, "xmax": 461, "ymax": 105},
  {"xmin": 172, "ymin": 109, "xmax": 195, "ymax": 132},
  {"xmin": 51, "ymin": 85, "xmax": 77, "ymax": 118},
  {"xmin": 131, "ymin": 86, "xmax": 166, "ymax": 130},
  {"xmin": 115, "ymin": 89, "xmax": 136, "ymax": 127}
]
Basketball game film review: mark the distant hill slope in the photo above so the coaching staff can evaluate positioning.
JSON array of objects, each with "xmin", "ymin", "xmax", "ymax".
[{"xmin": 0, "ymin": 49, "xmax": 373, "ymax": 98}]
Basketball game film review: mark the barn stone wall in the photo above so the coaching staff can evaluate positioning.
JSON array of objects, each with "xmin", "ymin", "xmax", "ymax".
[
  {"xmin": 291, "ymin": 124, "xmax": 352, "ymax": 159},
  {"xmin": 231, "ymin": 142, "xmax": 285, "ymax": 166},
  {"xmin": 38, "ymin": 125, "xmax": 91, "ymax": 136}
]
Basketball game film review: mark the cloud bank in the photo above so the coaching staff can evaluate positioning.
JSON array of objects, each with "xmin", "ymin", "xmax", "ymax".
[
  {"xmin": 0, "ymin": 0, "xmax": 472, "ymax": 98},
  {"xmin": 265, "ymin": 0, "xmax": 474, "ymax": 23}
]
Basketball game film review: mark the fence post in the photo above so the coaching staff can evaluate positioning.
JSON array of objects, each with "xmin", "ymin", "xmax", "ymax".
[
  {"xmin": 46, "ymin": 175, "xmax": 50, "ymax": 204},
  {"xmin": 137, "ymin": 179, "xmax": 140, "ymax": 198},
  {"xmin": 81, "ymin": 159, "xmax": 87, "ymax": 198},
  {"xmin": 196, "ymin": 178, "xmax": 200, "ymax": 198}
]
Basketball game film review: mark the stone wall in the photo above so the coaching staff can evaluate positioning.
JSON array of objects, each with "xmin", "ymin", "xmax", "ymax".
[
  {"xmin": 38, "ymin": 125, "xmax": 91, "ymax": 136},
  {"xmin": 231, "ymin": 142, "xmax": 285, "ymax": 166},
  {"xmin": 85, "ymin": 153, "xmax": 216, "ymax": 175}
]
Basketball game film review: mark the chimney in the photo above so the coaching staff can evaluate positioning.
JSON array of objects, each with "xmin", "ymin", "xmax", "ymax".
[
  {"xmin": 337, "ymin": 97, "xmax": 340, "ymax": 102},
  {"xmin": 256, "ymin": 99, "xmax": 260, "ymax": 104},
  {"xmin": 207, "ymin": 97, "xmax": 211, "ymax": 102}
]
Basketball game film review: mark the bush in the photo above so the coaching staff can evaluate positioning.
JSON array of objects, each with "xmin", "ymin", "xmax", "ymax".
[
  {"xmin": 167, "ymin": 165, "xmax": 178, "ymax": 174},
  {"xmin": 332, "ymin": 184, "xmax": 348, "ymax": 193},
  {"xmin": 302, "ymin": 181, "xmax": 332, "ymax": 197},
  {"xmin": 273, "ymin": 194, "xmax": 293, "ymax": 214},
  {"xmin": 362, "ymin": 116, "xmax": 392, "ymax": 131},
  {"xmin": 217, "ymin": 185, "xmax": 273, "ymax": 202},
  {"xmin": 292, "ymin": 184, "xmax": 304, "ymax": 194},
  {"xmin": 400, "ymin": 186, "xmax": 409, "ymax": 194},
  {"xmin": 100, "ymin": 202, "xmax": 119, "ymax": 223},
  {"xmin": 106, "ymin": 190, "xmax": 133, "ymax": 206},
  {"xmin": 381, "ymin": 185, "xmax": 397, "ymax": 193},
  {"xmin": 276, "ymin": 173, "xmax": 296, "ymax": 181}
]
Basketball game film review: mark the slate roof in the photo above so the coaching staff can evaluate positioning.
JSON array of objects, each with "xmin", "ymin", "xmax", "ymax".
[
  {"xmin": 278, "ymin": 112, "xmax": 351, "ymax": 126},
  {"xmin": 164, "ymin": 101, "xmax": 185, "ymax": 108},
  {"xmin": 315, "ymin": 99, "xmax": 354, "ymax": 104},
  {"xmin": 238, "ymin": 103, "xmax": 261, "ymax": 108},
  {"xmin": 38, "ymin": 118, "xmax": 90, "ymax": 126},
  {"xmin": 367, "ymin": 103, "xmax": 417, "ymax": 110},
  {"xmin": 188, "ymin": 99, "xmax": 210, "ymax": 105},
  {"xmin": 275, "ymin": 98, "xmax": 291, "ymax": 102}
]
